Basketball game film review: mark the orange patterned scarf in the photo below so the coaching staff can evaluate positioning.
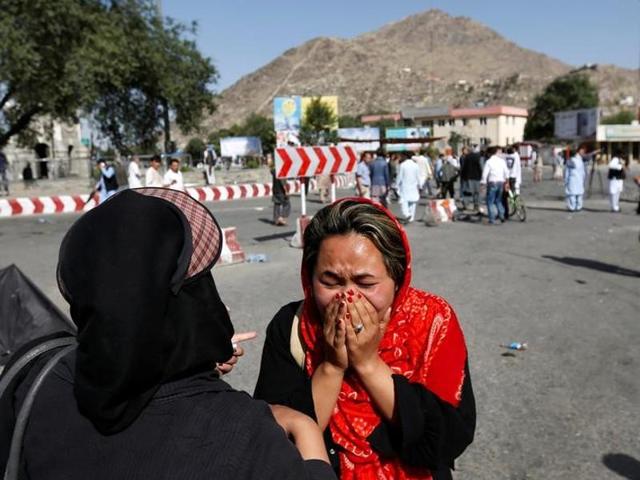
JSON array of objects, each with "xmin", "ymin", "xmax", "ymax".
[{"xmin": 299, "ymin": 198, "xmax": 467, "ymax": 480}]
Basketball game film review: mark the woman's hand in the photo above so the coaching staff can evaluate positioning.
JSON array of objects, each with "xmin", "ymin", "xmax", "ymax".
[
  {"xmin": 345, "ymin": 292, "xmax": 391, "ymax": 375},
  {"xmin": 322, "ymin": 296, "xmax": 348, "ymax": 371},
  {"xmin": 216, "ymin": 331, "xmax": 257, "ymax": 375},
  {"xmin": 270, "ymin": 404, "xmax": 330, "ymax": 462}
]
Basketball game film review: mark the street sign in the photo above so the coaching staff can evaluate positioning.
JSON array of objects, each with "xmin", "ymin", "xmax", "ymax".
[{"xmin": 274, "ymin": 146, "xmax": 357, "ymax": 179}]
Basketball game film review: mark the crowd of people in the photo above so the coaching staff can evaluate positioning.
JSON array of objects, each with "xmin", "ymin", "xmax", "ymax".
[
  {"xmin": 350, "ymin": 143, "xmax": 640, "ymax": 222},
  {"xmin": 352, "ymin": 145, "xmax": 526, "ymax": 224},
  {"xmin": 92, "ymin": 155, "xmax": 187, "ymax": 204}
]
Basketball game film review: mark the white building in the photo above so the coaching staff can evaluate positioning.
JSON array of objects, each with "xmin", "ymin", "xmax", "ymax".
[
  {"xmin": 401, "ymin": 105, "xmax": 528, "ymax": 149},
  {"xmin": 2, "ymin": 117, "xmax": 92, "ymax": 179}
]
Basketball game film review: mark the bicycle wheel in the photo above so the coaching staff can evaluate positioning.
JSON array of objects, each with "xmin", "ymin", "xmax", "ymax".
[
  {"xmin": 515, "ymin": 198, "xmax": 527, "ymax": 222},
  {"xmin": 507, "ymin": 195, "xmax": 517, "ymax": 217}
]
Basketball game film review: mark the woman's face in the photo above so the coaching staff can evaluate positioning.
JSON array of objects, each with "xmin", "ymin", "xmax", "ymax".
[{"xmin": 312, "ymin": 233, "xmax": 397, "ymax": 322}]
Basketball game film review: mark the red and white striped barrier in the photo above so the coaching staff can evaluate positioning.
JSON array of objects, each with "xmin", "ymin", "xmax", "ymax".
[
  {"xmin": 426, "ymin": 199, "xmax": 457, "ymax": 223},
  {"xmin": 217, "ymin": 227, "xmax": 246, "ymax": 266},
  {"xmin": 0, "ymin": 176, "xmax": 357, "ymax": 218},
  {"xmin": 275, "ymin": 146, "xmax": 358, "ymax": 179}
]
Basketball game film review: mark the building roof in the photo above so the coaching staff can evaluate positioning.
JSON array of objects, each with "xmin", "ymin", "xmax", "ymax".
[
  {"xmin": 361, "ymin": 113, "xmax": 402, "ymax": 123},
  {"xmin": 451, "ymin": 105, "xmax": 528, "ymax": 118}
]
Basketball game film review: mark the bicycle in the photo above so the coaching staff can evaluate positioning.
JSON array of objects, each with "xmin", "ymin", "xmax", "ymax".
[{"xmin": 507, "ymin": 189, "xmax": 527, "ymax": 222}]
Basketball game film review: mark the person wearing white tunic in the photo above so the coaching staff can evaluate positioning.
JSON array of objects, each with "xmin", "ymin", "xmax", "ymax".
[
  {"xmin": 396, "ymin": 154, "xmax": 421, "ymax": 222},
  {"xmin": 163, "ymin": 158, "xmax": 185, "ymax": 191},
  {"xmin": 127, "ymin": 156, "xmax": 142, "ymax": 188},
  {"xmin": 145, "ymin": 155, "xmax": 163, "ymax": 187},
  {"xmin": 607, "ymin": 152, "xmax": 625, "ymax": 212},
  {"xmin": 564, "ymin": 147, "xmax": 587, "ymax": 212}
]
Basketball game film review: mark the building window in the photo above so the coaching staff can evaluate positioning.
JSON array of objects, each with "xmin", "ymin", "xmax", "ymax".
[
  {"xmin": 462, "ymin": 118, "xmax": 468, "ymax": 126},
  {"xmin": 479, "ymin": 117, "xmax": 487, "ymax": 125},
  {"xmin": 448, "ymin": 119, "xmax": 455, "ymax": 126},
  {"xmin": 421, "ymin": 120, "xmax": 434, "ymax": 128},
  {"xmin": 438, "ymin": 119, "xmax": 445, "ymax": 127}
]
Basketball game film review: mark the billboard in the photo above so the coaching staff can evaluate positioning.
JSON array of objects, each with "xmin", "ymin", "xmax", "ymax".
[
  {"xmin": 274, "ymin": 96, "xmax": 302, "ymax": 147},
  {"xmin": 338, "ymin": 127, "xmax": 380, "ymax": 153},
  {"xmin": 220, "ymin": 136, "xmax": 263, "ymax": 157},
  {"xmin": 596, "ymin": 124, "xmax": 640, "ymax": 142},
  {"xmin": 301, "ymin": 96, "xmax": 339, "ymax": 130},
  {"xmin": 385, "ymin": 127, "xmax": 430, "ymax": 152},
  {"xmin": 554, "ymin": 108, "xmax": 600, "ymax": 140}
]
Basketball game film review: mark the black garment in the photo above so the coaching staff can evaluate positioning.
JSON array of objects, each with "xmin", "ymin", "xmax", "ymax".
[
  {"xmin": 460, "ymin": 152, "xmax": 482, "ymax": 181},
  {"xmin": 1, "ymin": 348, "xmax": 335, "ymax": 480},
  {"xmin": 57, "ymin": 190, "xmax": 234, "ymax": 434},
  {"xmin": 254, "ymin": 301, "xmax": 476, "ymax": 480},
  {"xmin": 440, "ymin": 181, "xmax": 455, "ymax": 199},
  {"xmin": 502, "ymin": 178, "xmax": 517, "ymax": 220}
]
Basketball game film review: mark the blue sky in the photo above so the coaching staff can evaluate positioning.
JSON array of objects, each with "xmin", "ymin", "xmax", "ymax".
[{"xmin": 163, "ymin": 0, "xmax": 640, "ymax": 90}]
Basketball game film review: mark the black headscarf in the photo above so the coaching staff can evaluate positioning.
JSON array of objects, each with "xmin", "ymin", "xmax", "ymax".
[{"xmin": 57, "ymin": 189, "xmax": 234, "ymax": 435}]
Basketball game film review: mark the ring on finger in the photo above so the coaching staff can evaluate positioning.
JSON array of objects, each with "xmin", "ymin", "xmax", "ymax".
[{"xmin": 354, "ymin": 323, "xmax": 364, "ymax": 334}]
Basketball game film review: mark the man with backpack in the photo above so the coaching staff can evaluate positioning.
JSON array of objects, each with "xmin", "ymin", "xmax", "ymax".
[{"xmin": 439, "ymin": 148, "xmax": 459, "ymax": 199}]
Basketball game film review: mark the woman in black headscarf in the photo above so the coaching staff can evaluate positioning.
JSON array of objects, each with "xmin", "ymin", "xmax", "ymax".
[{"xmin": 0, "ymin": 188, "xmax": 335, "ymax": 480}]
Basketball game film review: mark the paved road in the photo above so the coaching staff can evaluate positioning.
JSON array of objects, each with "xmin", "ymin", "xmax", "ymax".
[{"xmin": 1, "ymin": 170, "xmax": 639, "ymax": 479}]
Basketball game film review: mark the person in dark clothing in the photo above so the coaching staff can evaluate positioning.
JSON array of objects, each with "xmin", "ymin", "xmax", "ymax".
[
  {"xmin": 268, "ymin": 153, "xmax": 291, "ymax": 225},
  {"xmin": 254, "ymin": 198, "xmax": 476, "ymax": 480},
  {"xmin": 459, "ymin": 147, "xmax": 483, "ymax": 211},
  {"xmin": 0, "ymin": 150, "xmax": 9, "ymax": 196},
  {"xmin": 369, "ymin": 149, "xmax": 390, "ymax": 207},
  {"xmin": 0, "ymin": 188, "xmax": 335, "ymax": 480}
]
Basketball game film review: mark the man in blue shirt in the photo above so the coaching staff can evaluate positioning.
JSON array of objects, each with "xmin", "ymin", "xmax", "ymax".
[
  {"xmin": 355, "ymin": 152, "xmax": 372, "ymax": 199},
  {"xmin": 369, "ymin": 149, "xmax": 390, "ymax": 207}
]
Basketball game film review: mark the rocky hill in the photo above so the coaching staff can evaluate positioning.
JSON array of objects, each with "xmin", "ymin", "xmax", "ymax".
[{"xmin": 199, "ymin": 9, "xmax": 638, "ymax": 131}]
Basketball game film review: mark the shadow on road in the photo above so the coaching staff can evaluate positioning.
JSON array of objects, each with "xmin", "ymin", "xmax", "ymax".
[
  {"xmin": 253, "ymin": 231, "xmax": 295, "ymax": 243},
  {"xmin": 542, "ymin": 255, "xmax": 640, "ymax": 278},
  {"xmin": 602, "ymin": 453, "xmax": 640, "ymax": 479}
]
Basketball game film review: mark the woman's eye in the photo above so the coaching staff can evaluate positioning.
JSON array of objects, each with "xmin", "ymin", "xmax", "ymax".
[{"xmin": 358, "ymin": 283, "xmax": 377, "ymax": 289}]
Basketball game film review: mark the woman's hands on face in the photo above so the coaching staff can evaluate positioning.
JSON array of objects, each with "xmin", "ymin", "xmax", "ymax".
[
  {"xmin": 322, "ymin": 295, "xmax": 348, "ymax": 371},
  {"xmin": 344, "ymin": 291, "xmax": 391, "ymax": 375}
]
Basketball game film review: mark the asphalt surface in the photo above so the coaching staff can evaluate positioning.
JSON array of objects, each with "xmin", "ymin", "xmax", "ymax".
[{"xmin": 1, "ymin": 167, "xmax": 639, "ymax": 479}]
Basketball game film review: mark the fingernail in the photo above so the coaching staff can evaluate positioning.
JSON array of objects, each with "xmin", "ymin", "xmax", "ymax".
[
  {"xmin": 334, "ymin": 293, "xmax": 340, "ymax": 299},
  {"xmin": 357, "ymin": 293, "xmax": 362, "ymax": 299},
  {"xmin": 347, "ymin": 289, "xmax": 354, "ymax": 295},
  {"xmin": 347, "ymin": 296, "xmax": 353, "ymax": 303},
  {"xmin": 345, "ymin": 312, "xmax": 351, "ymax": 319}
]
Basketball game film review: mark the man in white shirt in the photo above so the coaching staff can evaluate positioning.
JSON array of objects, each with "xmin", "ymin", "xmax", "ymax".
[
  {"xmin": 127, "ymin": 155, "xmax": 142, "ymax": 188},
  {"xmin": 480, "ymin": 146, "xmax": 509, "ymax": 224},
  {"xmin": 145, "ymin": 155, "xmax": 163, "ymax": 187},
  {"xmin": 396, "ymin": 153, "xmax": 421, "ymax": 223},
  {"xmin": 503, "ymin": 147, "xmax": 522, "ymax": 219},
  {"xmin": 163, "ymin": 158, "xmax": 184, "ymax": 191}
]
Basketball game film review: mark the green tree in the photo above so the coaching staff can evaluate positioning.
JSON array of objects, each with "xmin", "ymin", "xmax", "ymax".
[
  {"xmin": 300, "ymin": 97, "xmax": 338, "ymax": 145},
  {"xmin": 600, "ymin": 110, "xmax": 635, "ymax": 125},
  {"xmin": 242, "ymin": 113, "xmax": 276, "ymax": 153},
  {"xmin": 0, "ymin": 0, "xmax": 217, "ymax": 153},
  {"xmin": 338, "ymin": 115, "xmax": 362, "ymax": 128},
  {"xmin": 524, "ymin": 74, "xmax": 599, "ymax": 140},
  {"xmin": 185, "ymin": 137, "xmax": 205, "ymax": 161}
]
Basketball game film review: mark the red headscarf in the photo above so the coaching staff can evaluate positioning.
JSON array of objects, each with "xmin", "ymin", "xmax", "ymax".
[{"xmin": 299, "ymin": 197, "xmax": 467, "ymax": 480}]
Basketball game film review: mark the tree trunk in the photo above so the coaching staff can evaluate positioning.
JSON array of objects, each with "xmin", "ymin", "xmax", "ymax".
[{"xmin": 0, "ymin": 106, "xmax": 41, "ymax": 148}]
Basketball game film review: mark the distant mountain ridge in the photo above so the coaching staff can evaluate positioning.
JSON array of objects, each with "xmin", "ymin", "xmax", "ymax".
[{"xmin": 199, "ymin": 9, "xmax": 638, "ymax": 131}]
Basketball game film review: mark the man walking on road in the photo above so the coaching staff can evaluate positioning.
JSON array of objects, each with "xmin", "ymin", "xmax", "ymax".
[
  {"xmin": 460, "ymin": 146, "xmax": 483, "ymax": 211},
  {"xmin": 355, "ymin": 152, "xmax": 372, "ymax": 199},
  {"xmin": 370, "ymin": 149, "xmax": 390, "ymax": 206},
  {"xmin": 481, "ymin": 146, "xmax": 509, "ymax": 224},
  {"xmin": 396, "ymin": 152, "xmax": 421, "ymax": 223}
]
